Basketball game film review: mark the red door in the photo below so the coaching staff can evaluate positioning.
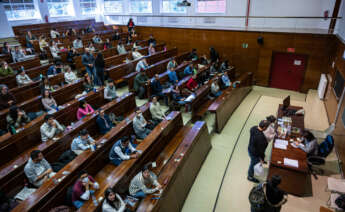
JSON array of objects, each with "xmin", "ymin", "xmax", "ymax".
[{"xmin": 269, "ymin": 52, "xmax": 308, "ymax": 91}]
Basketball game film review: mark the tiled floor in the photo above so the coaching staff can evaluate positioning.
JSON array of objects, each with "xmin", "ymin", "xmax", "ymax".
[{"xmin": 182, "ymin": 86, "xmax": 340, "ymax": 212}]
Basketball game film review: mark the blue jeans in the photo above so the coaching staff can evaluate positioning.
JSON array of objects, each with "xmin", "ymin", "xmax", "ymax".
[
  {"xmin": 73, "ymin": 190, "xmax": 95, "ymax": 208},
  {"xmin": 248, "ymin": 151, "xmax": 261, "ymax": 177},
  {"xmin": 133, "ymin": 191, "xmax": 146, "ymax": 198},
  {"xmin": 214, "ymin": 91, "xmax": 222, "ymax": 97}
]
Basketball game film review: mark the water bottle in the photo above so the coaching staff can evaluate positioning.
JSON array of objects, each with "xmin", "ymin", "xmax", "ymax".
[
  {"xmin": 92, "ymin": 194, "xmax": 98, "ymax": 206},
  {"xmin": 90, "ymin": 144, "xmax": 96, "ymax": 152},
  {"xmin": 126, "ymin": 117, "xmax": 130, "ymax": 124}
]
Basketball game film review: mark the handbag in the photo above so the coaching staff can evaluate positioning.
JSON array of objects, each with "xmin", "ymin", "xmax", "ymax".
[{"xmin": 249, "ymin": 183, "xmax": 266, "ymax": 210}]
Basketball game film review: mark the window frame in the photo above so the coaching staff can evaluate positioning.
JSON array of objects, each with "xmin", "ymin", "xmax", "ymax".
[
  {"xmin": 160, "ymin": 0, "xmax": 187, "ymax": 14},
  {"xmin": 129, "ymin": 0, "xmax": 153, "ymax": 14},
  {"xmin": 103, "ymin": 0, "xmax": 123, "ymax": 15},
  {"xmin": 46, "ymin": 0, "xmax": 75, "ymax": 17},
  {"xmin": 80, "ymin": 0, "xmax": 98, "ymax": 15},
  {"xmin": 3, "ymin": 0, "xmax": 41, "ymax": 21},
  {"xmin": 195, "ymin": 0, "xmax": 227, "ymax": 15}
]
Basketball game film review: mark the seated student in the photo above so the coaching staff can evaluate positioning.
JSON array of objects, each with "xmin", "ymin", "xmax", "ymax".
[
  {"xmin": 96, "ymin": 109, "xmax": 114, "ymax": 135},
  {"xmin": 0, "ymin": 61, "xmax": 14, "ymax": 77},
  {"xmin": 211, "ymin": 79, "xmax": 222, "ymax": 97},
  {"xmin": 41, "ymin": 89, "xmax": 60, "ymax": 113},
  {"xmin": 83, "ymin": 74, "xmax": 95, "ymax": 93},
  {"xmin": 133, "ymin": 107, "xmax": 152, "ymax": 139},
  {"xmin": 50, "ymin": 28, "xmax": 60, "ymax": 39},
  {"xmin": 16, "ymin": 69, "xmax": 33, "ymax": 86},
  {"xmin": 92, "ymin": 34, "xmax": 103, "ymax": 44},
  {"xmin": 133, "ymin": 41, "xmax": 142, "ymax": 50},
  {"xmin": 50, "ymin": 41, "xmax": 61, "ymax": 60},
  {"xmin": 149, "ymin": 96, "xmax": 166, "ymax": 125},
  {"xmin": 129, "ymin": 164, "xmax": 162, "ymax": 198},
  {"xmin": 40, "ymin": 114, "xmax": 65, "ymax": 142},
  {"xmin": 210, "ymin": 62, "xmax": 220, "ymax": 75},
  {"xmin": 209, "ymin": 47, "xmax": 219, "ymax": 63},
  {"xmin": 66, "ymin": 28, "xmax": 77, "ymax": 36},
  {"xmin": 151, "ymin": 74, "xmax": 168, "ymax": 105},
  {"xmin": 1, "ymin": 42, "xmax": 11, "ymax": 55},
  {"xmin": 102, "ymin": 187, "xmax": 126, "ymax": 212},
  {"xmin": 199, "ymin": 54, "xmax": 209, "ymax": 65},
  {"xmin": 220, "ymin": 60, "xmax": 230, "ymax": 72},
  {"xmin": 132, "ymin": 48, "xmax": 144, "ymax": 60},
  {"xmin": 73, "ymin": 37, "xmax": 84, "ymax": 49},
  {"xmin": 117, "ymin": 42, "xmax": 127, "ymax": 55},
  {"xmin": 71, "ymin": 129, "xmax": 96, "ymax": 155},
  {"xmin": 126, "ymin": 35, "xmax": 133, "ymax": 45},
  {"xmin": 88, "ymin": 42, "xmax": 96, "ymax": 53},
  {"xmin": 168, "ymin": 68, "xmax": 178, "ymax": 84},
  {"xmin": 11, "ymin": 46, "xmax": 26, "ymax": 62},
  {"xmin": 186, "ymin": 75, "xmax": 199, "ymax": 91},
  {"xmin": 148, "ymin": 35, "xmax": 157, "ymax": 47},
  {"xmin": 103, "ymin": 38, "xmax": 112, "ymax": 50},
  {"xmin": 171, "ymin": 85, "xmax": 193, "ymax": 111},
  {"xmin": 148, "ymin": 43, "xmax": 156, "ymax": 55},
  {"xmin": 189, "ymin": 48, "xmax": 198, "ymax": 61},
  {"xmin": 296, "ymin": 130, "xmax": 319, "ymax": 157},
  {"xmin": 112, "ymin": 31, "xmax": 121, "ymax": 41},
  {"xmin": 133, "ymin": 70, "xmax": 149, "ymax": 99},
  {"xmin": 39, "ymin": 35, "xmax": 49, "ymax": 51},
  {"xmin": 77, "ymin": 100, "xmax": 95, "ymax": 120},
  {"xmin": 167, "ymin": 59, "xmax": 177, "ymax": 70},
  {"xmin": 72, "ymin": 170, "xmax": 99, "ymax": 209},
  {"xmin": 39, "ymin": 76, "xmax": 56, "ymax": 94},
  {"xmin": 86, "ymin": 25, "xmax": 95, "ymax": 33},
  {"xmin": 136, "ymin": 58, "xmax": 149, "ymax": 72},
  {"xmin": 24, "ymin": 150, "xmax": 55, "ymax": 187},
  {"xmin": 47, "ymin": 62, "xmax": 63, "ymax": 77},
  {"xmin": 25, "ymin": 31, "xmax": 37, "ymax": 51},
  {"xmin": 104, "ymin": 79, "xmax": 117, "ymax": 101},
  {"xmin": 7, "ymin": 106, "xmax": 42, "ymax": 133},
  {"xmin": 221, "ymin": 72, "xmax": 231, "ymax": 89},
  {"xmin": 109, "ymin": 136, "xmax": 140, "ymax": 166},
  {"xmin": 0, "ymin": 84, "xmax": 16, "ymax": 110},
  {"xmin": 184, "ymin": 63, "xmax": 194, "ymax": 76},
  {"xmin": 67, "ymin": 47, "xmax": 79, "ymax": 64},
  {"xmin": 64, "ymin": 66, "xmax": 78, "ymax": 84}
]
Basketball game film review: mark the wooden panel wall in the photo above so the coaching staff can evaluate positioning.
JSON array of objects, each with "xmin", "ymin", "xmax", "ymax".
[{"xmin": 136, "ymin": 26, "xmax": 335, "ymax": 93}]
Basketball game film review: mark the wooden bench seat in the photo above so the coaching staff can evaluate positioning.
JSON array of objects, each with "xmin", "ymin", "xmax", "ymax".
[
  {"xmin": 136, "ymin": 121, "xmax": 211, "ymax": 212},
  {"xmin": 208, "ymin": 72, "xmax": 253, "ymax": 133},
  {"xmin": 75, "ymin": 111, "xmax": 183, "ymax": 212},
  {"xmin": 1, "ymin": 92, "xmax": 135, "ymax": 201}
]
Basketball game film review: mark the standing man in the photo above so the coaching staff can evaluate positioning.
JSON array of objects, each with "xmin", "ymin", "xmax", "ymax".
[
  {"xmin": 82, "ymin": 48, "xmax": 95, "ymax": 79},
  {"xmin": 247, "ymin": 120, "xmax": 269, "ymax": 183}
]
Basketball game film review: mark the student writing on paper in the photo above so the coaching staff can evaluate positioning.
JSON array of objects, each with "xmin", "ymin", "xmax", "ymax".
[{"xmin": 297, "ymin": 130, "xmax": 318, "ymax": 156}]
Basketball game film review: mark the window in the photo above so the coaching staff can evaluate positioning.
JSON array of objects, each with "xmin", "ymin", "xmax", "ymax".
[
  {"xmin": 80, "ymin": 0, "xmax": 97, "ymax": 15},
  {"xmin": 196, "ymin": 0, "xmax": 225, "ymax": 13},
  {"xmin": 3, "ymin": 0, "xmax": 40, "ymax": 20},
  {"xmin": 104, "ymin": 0, "xmax": 123, "ymax": 13},
  {"xmin": 47, "ymin": 0, "xmax": 75, "ymax": 17},
  {"xmin": 161, "ymin": 0, "xmax": 186, "ymax": 13},
  {"xmin": 130, "ymin": 0, "xmax": 152, "ymax": 13}
]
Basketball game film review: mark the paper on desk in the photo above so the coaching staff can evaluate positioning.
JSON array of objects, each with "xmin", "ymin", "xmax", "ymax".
[
  {"xmin": 274, "ymin": 143, "xmax": 287, "ymax": 150},
  {"xmin": 284, "ymin": 158, "xmax": 299, "ymax": 168},
  {"xmin": 275, "ymin": 139, "xmax": 288, "ymax": 146}
]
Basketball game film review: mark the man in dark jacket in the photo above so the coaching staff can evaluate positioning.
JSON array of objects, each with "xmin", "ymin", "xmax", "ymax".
[
  {"xmin": 0, "ymin": 84, "xmax": 16, "ymax": 110},
  {"xmin": 82, "ymin": 48, "xmax": 95, "ymax": 78},
  {"xmin": 247, "ymin": 120, "xmax": 270, "ymax": 183},
  {"xmin": 151, "ymin": 74, "xmax": 168, "ymax": 105},
  {"xmin": 96, "ymin": 109, "xmax": 114, "ymax": 135}
]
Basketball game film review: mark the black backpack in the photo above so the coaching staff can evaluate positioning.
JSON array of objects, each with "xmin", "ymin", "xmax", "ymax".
[
  {"xmin": 335, "ymin": 194, "xmax": 345, "ymax": 210},
  {"xmin": 249, "ymin": 183, "xmax": 266, "ymax": 210}
]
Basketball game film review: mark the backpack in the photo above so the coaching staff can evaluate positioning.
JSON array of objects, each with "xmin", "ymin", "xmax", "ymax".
[
  {"xmin": 249, "ymin": 183, "xmax": 266, "ymax": 210},
  {"xmin": 318, "ymin": 135, "xmax": 334, "ymax": 158},
  {"xmin": 335, "ymin": 194, "xmax": 345, "ymax": 210}
]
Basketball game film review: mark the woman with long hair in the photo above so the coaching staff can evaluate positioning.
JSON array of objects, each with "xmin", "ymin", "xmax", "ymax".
[
  {"xmin": 102, "ymin": 187, "xmax": 126, "ymax": 212},
  {"xmin": 41, "ymin": 89, "xmax": 59, "ymax": 112},
  {"xmin": 77, "ymin": 100, "xmax": 94, "ymax": 120}
]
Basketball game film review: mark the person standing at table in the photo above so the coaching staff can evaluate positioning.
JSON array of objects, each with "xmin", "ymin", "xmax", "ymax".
[
  {"xmin": 264, "ymin": 115, "xmax": 276, "ymax": 142},
  {"xmin": 247, "ymin": 120, "xmax": 270, "ymax": 183}
]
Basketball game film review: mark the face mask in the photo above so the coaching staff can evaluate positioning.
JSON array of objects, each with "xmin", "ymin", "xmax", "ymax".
[{"xmin": 82, "ymin": 177, "xmax": 89, "ymax": 183}]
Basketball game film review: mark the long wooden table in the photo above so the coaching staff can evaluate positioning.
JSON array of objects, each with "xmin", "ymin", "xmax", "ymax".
[{"xmin": 267, "ymin": 105, "xmax": 309, "ymax": 197}]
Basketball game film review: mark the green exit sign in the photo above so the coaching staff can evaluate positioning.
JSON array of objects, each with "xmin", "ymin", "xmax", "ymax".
[{"xmin": 242, "ymin": 43, "xmax": 248, "ymax": 48}]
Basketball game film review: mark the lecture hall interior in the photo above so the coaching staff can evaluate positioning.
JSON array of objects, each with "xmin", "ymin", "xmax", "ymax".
[{"xmin": 0, "ymin": 0, "xmax": 345, "ymax": 211}]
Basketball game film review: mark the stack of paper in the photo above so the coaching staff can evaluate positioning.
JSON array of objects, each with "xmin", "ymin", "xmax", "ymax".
[
  {"xmin": 274, "ymin": 139, "xmax": 288, "ymax": 150},
  {"xmin": 284, "ymin": 158, "xmax": 299, "ymax": 168}
]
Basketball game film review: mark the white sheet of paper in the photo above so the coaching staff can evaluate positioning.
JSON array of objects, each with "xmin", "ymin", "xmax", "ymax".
[
  {"xmin": 284, "ymin": 158, "xmax": 299, "ymax": 168},
  {"xmin": 275, "ymin": 139, "xmax": 288, "ymax": 146},
  {"xmin": 274, "ymin": 143, "xmax": 287, "ymax": 150}
]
